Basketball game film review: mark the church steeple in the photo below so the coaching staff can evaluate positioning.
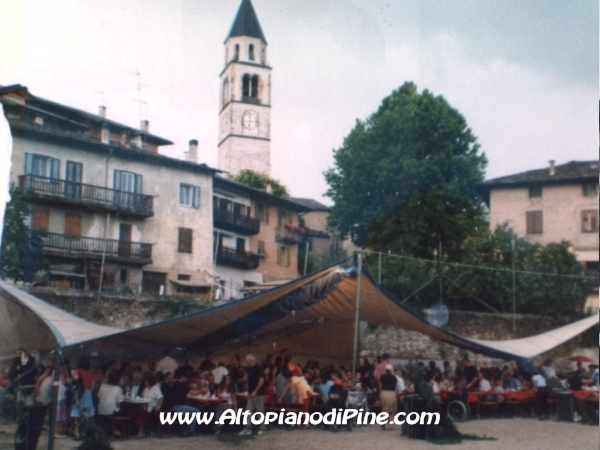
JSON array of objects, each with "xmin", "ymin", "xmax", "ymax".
[
  {"xmin": 225, "ymin": 0, "xmax": 267, "ymax": 44},
  {"xmin": 218, "ymin": 0, "xmax": 272, "ymax": 177}
]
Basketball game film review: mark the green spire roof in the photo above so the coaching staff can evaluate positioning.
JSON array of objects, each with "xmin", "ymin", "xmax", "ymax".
[{"xmin": 225, "ymin": 0, "xmax": 267, "ymax": 44}]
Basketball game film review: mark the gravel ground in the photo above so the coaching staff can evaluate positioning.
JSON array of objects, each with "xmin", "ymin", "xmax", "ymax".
[{"xmin": 0, "ymin": 418, "xmax": 597, "ymax": 450}]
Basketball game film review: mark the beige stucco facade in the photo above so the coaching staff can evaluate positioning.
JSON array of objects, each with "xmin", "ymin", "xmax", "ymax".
[
  {"xmin": 489, "ymin": 183, "xmax": 599, "ymax": 263},
  {"xmin": 9, "ymin": 134, "xmax": 215, "ymax": 295}
]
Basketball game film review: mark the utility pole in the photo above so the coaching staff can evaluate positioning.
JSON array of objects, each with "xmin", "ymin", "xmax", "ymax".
[
  {"xmin": 378, "ymin": 251, "xmax": 382, "ymax": 284},
  {"xmin": 351, "ymin": 253, "xmax": 362, "ymax": 389},
  {"xmin": 511, "ymin": 235, "xmax": 516, "ymax": 334}
]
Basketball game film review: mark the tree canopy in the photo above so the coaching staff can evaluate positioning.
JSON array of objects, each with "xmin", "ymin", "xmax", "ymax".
[
  {"xmin": 325, "ymin": 82, "xmax": 487, "ymax": 259},
  {"xmin": 233, "ymin": 170, "xmax": 289, "ymax": 198},
  {"xmin": 365, "ymin": 225, "xmax": 592, "ymax": 318}
]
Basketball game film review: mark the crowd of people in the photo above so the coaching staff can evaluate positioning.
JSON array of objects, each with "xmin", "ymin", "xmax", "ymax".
[{"xmin": 0, "ymin": 347, "xmax": 598, "ymax": 441}]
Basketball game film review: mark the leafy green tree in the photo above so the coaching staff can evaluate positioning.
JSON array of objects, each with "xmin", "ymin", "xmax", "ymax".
[
  {"xmin": 0, "ymin": 185, "xmax": 45, "ymax": 282},
  {"xmin": 233, "ymin": 169, "xmax": 289, "ymax": 198},
  {"xmin": 325, "ymin": 82, "xmax": 487, "ymax": 259},
  {"xmin": 365, "ymin": 225, "xmax": 592, "ymax": 318}
]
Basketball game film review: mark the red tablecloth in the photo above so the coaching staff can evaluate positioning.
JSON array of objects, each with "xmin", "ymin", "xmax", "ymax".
[{"xmin": 572, "ymin": 390, "xmax": 599, "ymax": 400}]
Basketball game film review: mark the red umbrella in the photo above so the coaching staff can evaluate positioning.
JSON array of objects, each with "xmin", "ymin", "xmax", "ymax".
[{"xmin": 569, "ymin": 355, "xmax": 594, "ymax": 363}]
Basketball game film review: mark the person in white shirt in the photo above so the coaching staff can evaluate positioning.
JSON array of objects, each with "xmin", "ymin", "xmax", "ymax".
[
  {"xmin": 135, "ymin": 374, "xmax": 164, "ymax": 438},
  {"xmin": 156, "ymin": 349, "xmax": 178, "ymax": 375},
  {"xmin": 395, "ymin": 369, "xmax": 406, "ymax": 393},
  {"xmin": 97, "ymin": 372, "xmax": 124, "ymax": 416},
  {"xmin": 478, "ymin": 370, "xmax": 492, "ymax": 392},
  {"xmin": 532, "ymin": 368, "xmax": 549, "ymax": 420},
  {"xmin": 212, "ymin": 362, "xmax": 229, "ymax": 385}
]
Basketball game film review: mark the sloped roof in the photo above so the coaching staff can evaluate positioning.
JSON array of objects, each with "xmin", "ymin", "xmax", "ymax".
[
  {"xmin": 478, "ymin": 160, "xmax": 599, "ymax": 204},
  {"xmin": 0, "ymin": 84, "xmax": 173, "ymax": 146},
  {"xmin": 225, "ymin": 0, "xmax": 267, "ymax": 44},
  {"xmin": 292, "ymin": 197, "xmax": 331, "ymax": 212}
]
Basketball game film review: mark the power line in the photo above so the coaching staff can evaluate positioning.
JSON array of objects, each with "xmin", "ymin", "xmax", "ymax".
[{"xmin": 373, "ymin": 251, "xmax": 596, "ymax": 281}]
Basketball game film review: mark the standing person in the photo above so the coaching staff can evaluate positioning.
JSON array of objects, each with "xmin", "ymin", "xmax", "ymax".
[
  {"xmin": 532, "ymin": 368, "xmax": 549, "ymax": 420},
  {"xmin": 214, "ymin": 376, "xmax": 238, "ymax": 435},
  {"xmin": 156, "ymin": 349, "xmax": 178, "ymax": 375},
  {"xmin": 462, "ymin": 358, "xmax": 479, "ymax": 391},
  {"xmin": 374, "ymin": 353, "xmax": 391, "ymax": 390},
  {"xmin": 199, "ymin": 352, "xmax": 215, "ymax": 373},
  {"xmin": 379, "ymin": 364, "xmax": 397, "ymax": 431},
  {"xmin": 212, "ymin": 362, "xmax": 229, "ymax": 385},
  {"xmin": 71, "ymin": 355, "xmax": 95, "ymax": 440},
  {"xmin": 239, "ymin": 354, "xmax": 266, "ymax": 436},
  {"xmin": 278, "ymin": 369, "xmax": 313, "ymax": 413}
]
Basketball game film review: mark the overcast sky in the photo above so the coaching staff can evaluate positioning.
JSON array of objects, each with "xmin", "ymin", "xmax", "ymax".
[{"xmin": 1, "ymin": 0, "xmax": 597, "ymax": 204}]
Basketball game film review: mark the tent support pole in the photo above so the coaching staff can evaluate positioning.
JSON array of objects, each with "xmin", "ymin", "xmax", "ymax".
[
  {"xmin": 351, "ymin": 253, "xmax": 362, "ymax": 389},
  {"xmin": 46, "ymin": 349, "xmax": 61, "ymax": 450}
]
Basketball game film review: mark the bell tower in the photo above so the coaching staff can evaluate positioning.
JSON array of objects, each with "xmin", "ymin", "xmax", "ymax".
[{"xmin": 218, "ymin": 0, "xmax": 271, "ymax": 176}]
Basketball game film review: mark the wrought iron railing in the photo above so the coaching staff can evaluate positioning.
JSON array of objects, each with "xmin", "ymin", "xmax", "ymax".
[
  {"xmin": 216, "ymin": 246, "xmax": 259, "ymax": 270},
  {"xmin": 19, "ymin": 174, "xmax": 153, "ymax": 216},
  {"xmin": 39, "ymin": 231, "xmax": 152, "ymax": 261},
  {"xmin": 213, "ymin": 208, "xmax": 260, "ymax": 235}
]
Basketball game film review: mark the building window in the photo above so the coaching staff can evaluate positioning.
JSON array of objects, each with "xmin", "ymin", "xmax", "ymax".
[
  {"xmin": 222, "ymin": 77, "xmax": 229, "ymax": 108},
  {"xmin": 178, "ymin": 227, "xmax": 193, "ymax": 253},
  {"xmin": 24, "ymin": 153, "xmax": 60, "ymax": 179},
  {"xmin": 119, "ymin": 269, "xmax": 128, "ymax": 284},
  {"xmin": 257, "ymin": 240, "xmax": 266, "ymax": 255},
  {"xmin": 233, "ymin": 44, "xmax": 239, "ymax": 60},
  {"xmin": 177, "ymin": 274, "xmax": 191, "ymax": 281},
  {"xmin": 581, "ymin": 210, "xmax": 598, "ymax": 233},
  {"xmin": 583, "ymin": 183, "xmax": 599, "ymax": 197},
  {"xmin": 236, "ymin": 237, "xmax": 245, "ymax": 253},
  {"xmin": 248, "ymin": 44, "xmax": 255, "ymax": 60},
  {"xmin": 242, "ymin": 74, "xmax": 258, "ymax": 99},
  {"xmin": 31, "ymin": 209, "xmax": 50, "ymax": 231},
  {"xmin": 528, "ymin": 185, "xmax": 542, "ymax": 198},
  {"xmin": 180, "ymin": 183, "xmax": 200, "ymax": 208},
  {"xmin": 277, "ymin": 246, "xmax": 291, "ymax": 267},
  {"xmin": 526, "ymin": 210, "xmax": 543, "ymax": 234},
  {"xmin": 257, "ymin": 203, "xmax": 269, "ymax": 224},
  {"xmin": 278, "ymin": 209, "xmax": 292, "ymax": 226}
]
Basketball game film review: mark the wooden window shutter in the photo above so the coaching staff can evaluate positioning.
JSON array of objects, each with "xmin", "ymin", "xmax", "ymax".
[
  {"xmin": 31, "ymin": 209, "xmax": 50, "ymax": 231},
  {"xmin": 64, "ymin": 214, "xmax": 82, "ymax": 236},
  {"xmin": 526, "ymin": 211, "xmax": 543, "ymax": 234},
  {"xmin": 192, "ymin": 186, "xmax": 200, "ymax": 208},
  {"xmin": 178, "ymin": 228, "xmax": 193, "ymax": 253}
]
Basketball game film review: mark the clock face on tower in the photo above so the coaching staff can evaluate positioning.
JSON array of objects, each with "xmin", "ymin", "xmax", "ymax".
[{"xmin": 242, "ymin": 110, "xmax": 259, "ymax": 135}]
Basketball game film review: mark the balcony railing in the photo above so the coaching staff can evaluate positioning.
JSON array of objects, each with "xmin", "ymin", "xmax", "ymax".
[
  {"xmin": 275, "ymin": 226, "xmax": 302, "ymax": 244},
  {"xmin": 39, "ymin": 231, "xmax": 152, "ymax": 263},
  {"xmin": 213, "ymin": 208, "xmax": 260, "ymax": 235},
  {"xmin": 216, "ymin": 246, "xmax": 259, "ymax": 270},
  {"xmin": 19, "ymin": 174, "xmax": 153, "ymax": 217}
]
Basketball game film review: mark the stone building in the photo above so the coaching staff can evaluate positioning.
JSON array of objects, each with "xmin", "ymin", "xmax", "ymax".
[
  {"xmin": 479, "ymin": 160, "xmax": 599, "ymax": 311},
  {"xmin": 218, "ymin": 0, "xmax": 271, "ymax": 177},
  {"xmin": 213, "ymin": 176, "xmax": 310, "ymax": 299},
  {"xmin": 292, "ymin": 197, "xmax": 344, "ymax": 265},
  {"xmin": 1, "ymin": 84, "xmax": 217, "ymax": 295}
]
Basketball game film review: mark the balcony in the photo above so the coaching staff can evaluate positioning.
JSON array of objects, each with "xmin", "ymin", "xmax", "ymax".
[
  {"xmin": 215, "ymin": 246, "xmax": 259, "ymax": 270},
  {"xmin": 39, "ymin": 231, "xmax": 152, "ymax": 264},
  {"xmin": 19, "ymin": 174, "xmax": 153, "ymax": 218},
  {"xmin": 213, "ymin": 208, "xmax": 260, "ymax": 235},
  {"xmin": 275, "ymin": 225, "xmax": 304, "ymax": 245}
]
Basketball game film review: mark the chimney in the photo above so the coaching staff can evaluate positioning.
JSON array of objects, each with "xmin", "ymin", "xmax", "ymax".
[
  {"xmin": 187, "ymin": 139, "xmax": 199, "ymax": 162},
  {"xmin": 99, "ymin": 106, "xmax": 106, "ymax": 118},
  {"xmin": 549, "ymin": 160, "xmax": 556, "ymax": 176},
  {"xmin": 140, "ymin": 119, "xmax": 149, "ymax": 133},
  {"xmin": 266, "ymin": 182, "xmax": 273, "ymax": 194}
]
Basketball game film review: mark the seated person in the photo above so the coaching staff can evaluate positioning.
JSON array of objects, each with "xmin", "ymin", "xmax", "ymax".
[
  {"xmin": 568, "ymin": 370, "xmax": 583, "ymax": 391},
  {"xmin": 97, "ymin": 371, "xmax": 124, "ymax": 416},
  {"xmin": 214, "ymin": 376, "xmax": 237, "ymax": 435},
  {"xmin": 478, "ymin": 369, "xmax": 492, "ymax": 392}
]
